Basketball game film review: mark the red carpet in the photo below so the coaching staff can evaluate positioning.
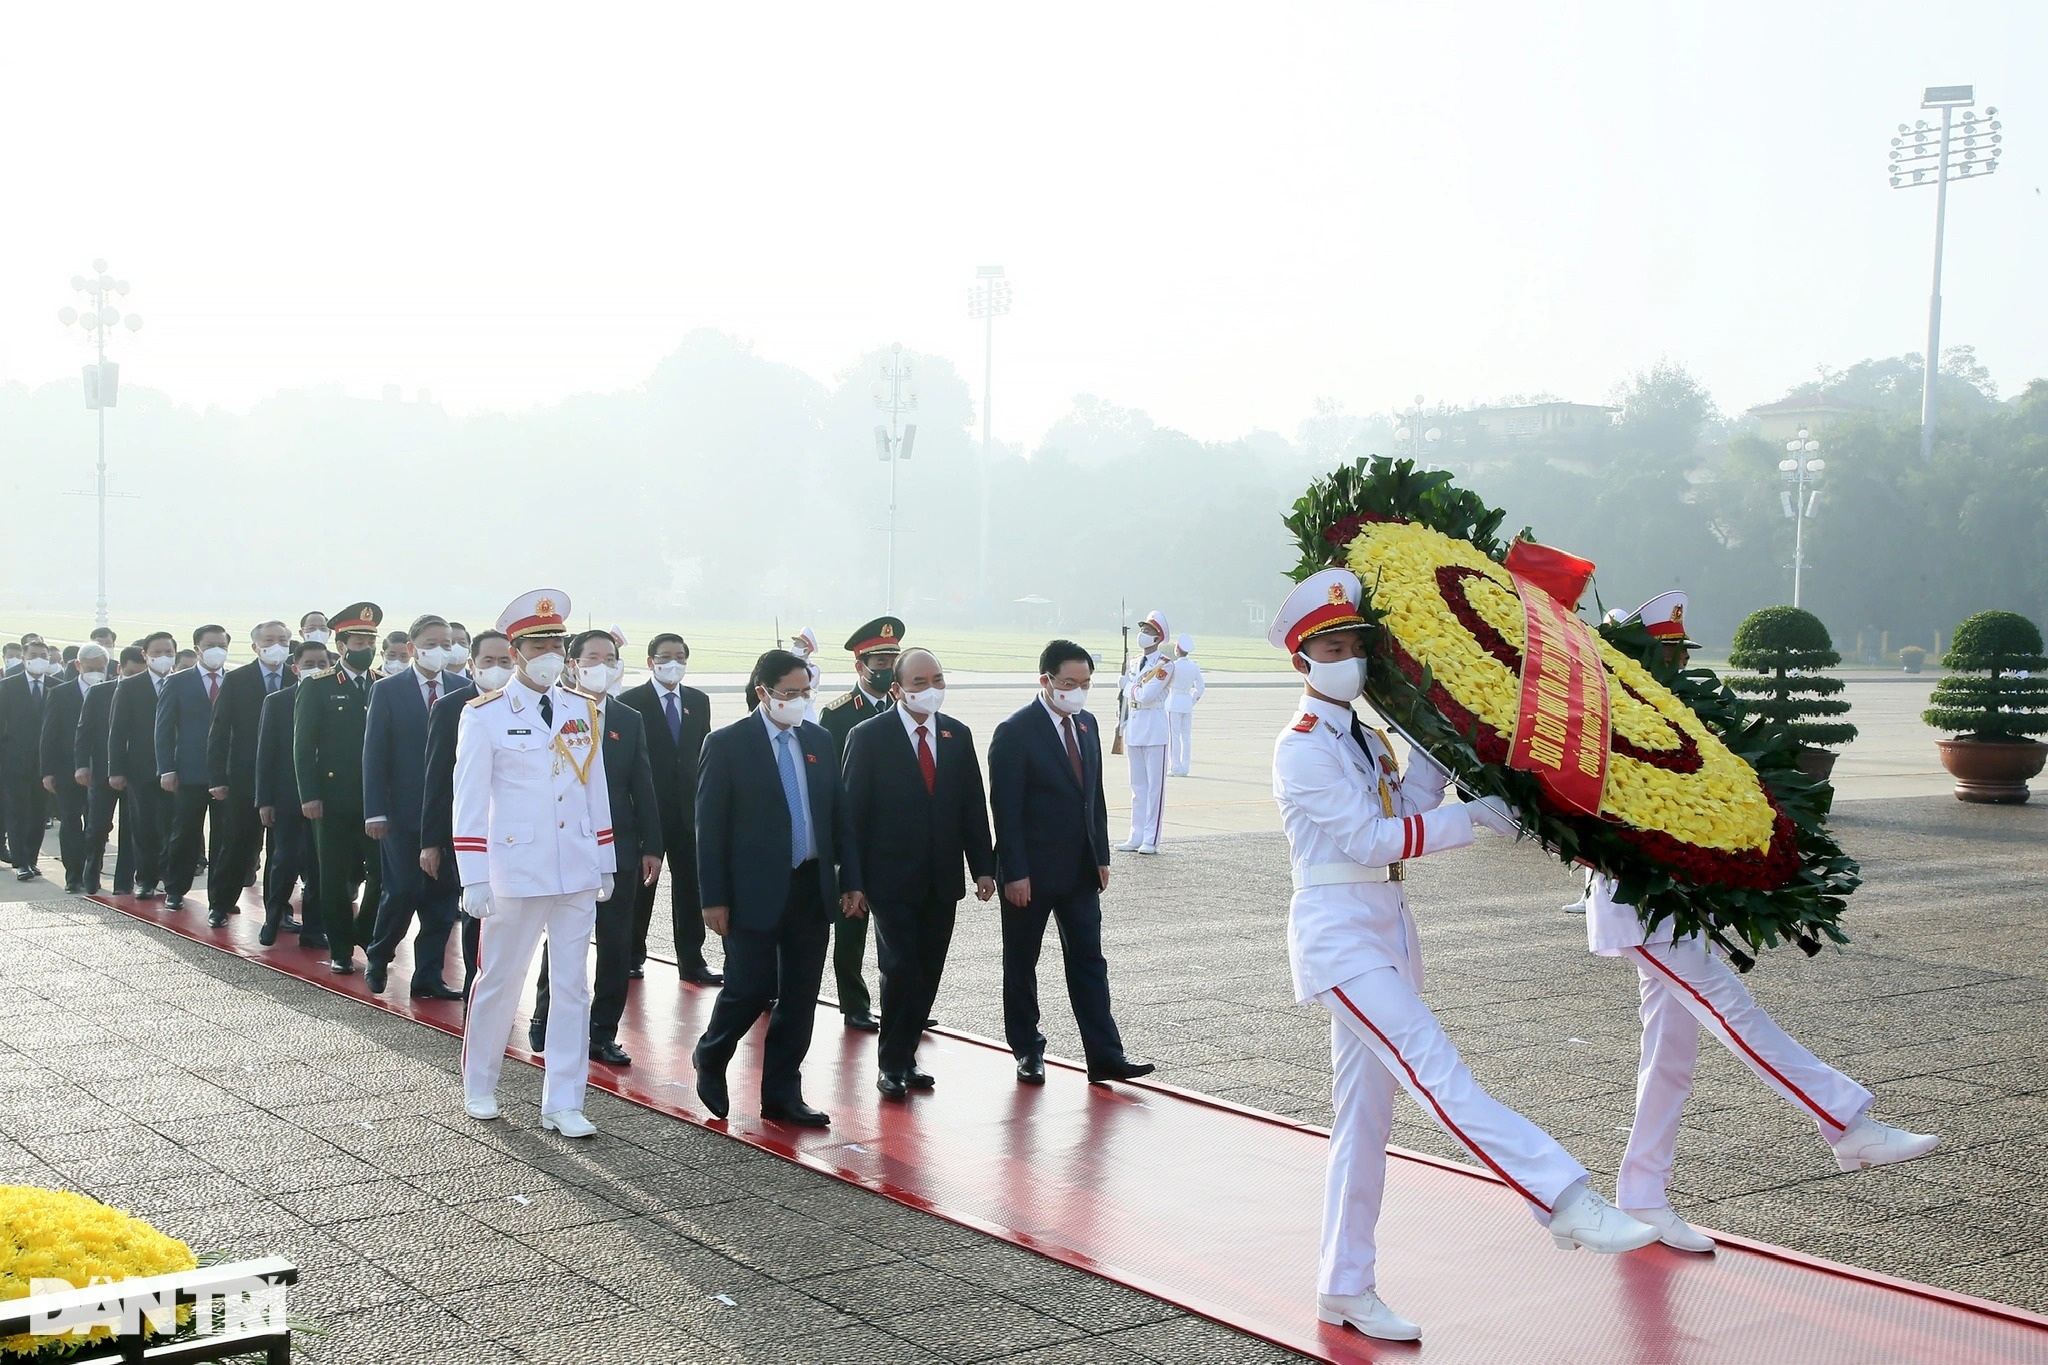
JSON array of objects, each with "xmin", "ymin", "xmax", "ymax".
[{"xmin": 88, "ymin": 889, "xmax": 2048, "ymax": 1363}]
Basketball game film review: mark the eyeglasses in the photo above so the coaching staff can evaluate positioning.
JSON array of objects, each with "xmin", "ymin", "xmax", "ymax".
[{"xmin": 764, "ymin": 686, "xmax": 813, "ymax": 702}]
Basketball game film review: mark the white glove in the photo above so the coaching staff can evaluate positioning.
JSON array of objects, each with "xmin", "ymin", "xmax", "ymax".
[
  {"xmin": 1467, "ymin": 795, "xmax": 1522, "ymax": 837},
  {"xmin": 462, "ymin": 884, "xmax": 496, "ymax": 919},
  {"xmin": 597, "ymin": 872, "xmax": 615, "ymax": 904}
]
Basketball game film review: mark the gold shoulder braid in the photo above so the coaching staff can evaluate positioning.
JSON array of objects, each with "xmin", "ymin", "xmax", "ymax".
[
  {"xmin": 551, "ymin": 694, "xmax": 600, "ymax": 785},
  {"xmin": 1365, "ymin": 723, "xmax": 1406, "ymax": 882}
]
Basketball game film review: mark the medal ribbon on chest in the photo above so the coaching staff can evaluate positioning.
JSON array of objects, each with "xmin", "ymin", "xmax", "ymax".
[{"xmin": 551, "ymin": 696, "xmax": 599, "ymax": 785}]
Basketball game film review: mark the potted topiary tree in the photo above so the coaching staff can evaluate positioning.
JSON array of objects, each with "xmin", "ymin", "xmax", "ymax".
[
  {"xmin": 1899, "ymin": 645, "xmax": 1927, "ymax": 674},
  {"xmin": 1923, "ymin": 610, "xmax": 2048, "ymax": 803},
  {"xmin": 1726, "ymin": 606, "xmax": 1858, "ymax": 781}
]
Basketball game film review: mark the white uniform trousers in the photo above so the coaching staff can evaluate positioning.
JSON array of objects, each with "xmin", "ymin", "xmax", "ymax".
[
  {"xmin": 462, "ymin": 891, "xmax": 599, "ymax": 1117},
  {"xmin": 1616, "ymin": 938, "xmax": 1874, "ymax": 1210},
  {"xmin": 1124, "ymin": 744, "xmax": 1167, "ymax": 846},
  {"xmin": 1167, "ymin": 711, "xmax": 1194, "ymax": 776},
  {"xmin": 1317, "ymin": 966, "xmax": 1588, "ymax": 1295}
]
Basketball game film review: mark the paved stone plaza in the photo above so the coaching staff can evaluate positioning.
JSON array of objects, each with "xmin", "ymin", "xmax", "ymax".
[{"xmin": 1, "ymin": 675, "xmax": 2043, "ymax": 1362}]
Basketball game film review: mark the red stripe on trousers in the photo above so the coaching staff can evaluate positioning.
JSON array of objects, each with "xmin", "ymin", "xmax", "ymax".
[
  {"xmin": 1331, "ymin": 985, "xmax": 1553, "ymax": 1212},
  {"xmin": 1631, "ymin": 946, "xmax": 1850, "ymax": 1132}
]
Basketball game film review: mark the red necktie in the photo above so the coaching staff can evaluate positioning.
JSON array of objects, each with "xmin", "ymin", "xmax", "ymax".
[
  {"xmin": 916, "ymin": 724, "xmax": 936, "ymax": 795},
  {"xmin": 427, "ymin": 677, "xmax": 438, "ymax": 708},
  {"xmin": 206, "ymin": 672, "xmax": 219, "ymax": 704},
  {"xmin": 1062, "ymin": 716, "xmax": 1084, "ymax": 786}
]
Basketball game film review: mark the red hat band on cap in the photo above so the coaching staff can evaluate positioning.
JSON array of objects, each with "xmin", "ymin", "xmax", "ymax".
[{"xmin": 1286, "ymin": 602, "xmax": 1366, "ymax": 654}]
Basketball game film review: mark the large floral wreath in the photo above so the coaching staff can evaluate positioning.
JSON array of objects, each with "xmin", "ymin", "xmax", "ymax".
[{"xmin": 1285, "ymin": 457, "xmax": 1859, "ymax": 965}]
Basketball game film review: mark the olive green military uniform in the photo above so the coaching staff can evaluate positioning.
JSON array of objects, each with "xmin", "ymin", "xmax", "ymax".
[
  {"xmin": 817, "ymin": 615, "xmax": 905, "ymax": 1026},
  {"xmin": 293, "ymin": 602, "xmax": 384, "ymax": 970}
]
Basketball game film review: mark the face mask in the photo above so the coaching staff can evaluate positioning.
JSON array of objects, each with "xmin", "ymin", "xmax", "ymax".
[
  {"xmin": 900, "ymin": 686, "xmax": 945, "ymax": 717},
  {"xmin": 79, "ymin": 670, "xmax": 106, "ymax": 687},
  {"xmin": 1300, "ymin": 653, "xmax": 1369, "ymax": 704},
  {"xmin": 24, "ymin": 658, "xmax": 51, "ymax": 678},
  {"xmin": 446, "ymin": 643, "xmax": 469, "ymax": 668},
  {"xmin": 762, "ymin": 693, "xmax": 808, "ymax": 727},
  {"xmin": 199, "ymin": 646, "xmax": 229, "ymax": 671},
  {"xmin": 474, "ymin": 664, "xmax": 514, "ymax": 692},
  {"xmin": 1139, "ymin": 631, "xmax": 1160, "ymax": 651},
  {"xmin": 302, "ymin": 629, "xmax": 331, "ymax": 646},
  {"xmin": 652, "ymin": 660, "xmax": 687, "ymax": 685},
  {"xmin": 414, "ymin": 646, "xmax": 450, "ymax": 673},
  {"xmin": 520, "ymin": 652, "xmax": 566, "ymax": 689},
  {"xmin": 344, "ymin": 647, "xmax": 375, "ymax": 673},
  {"xmin": 1047, "ymin": 684, "xmax": 1088, "ymax": 716},
  {"xmin": 381, "ymin": 658, "xmax": 409, "ymax": 676},
  {"xmin": 258, "ymin": 643, "xmax": 291, "ymax": 667},
  {"xmin": 577, "ymin": 662, "xmax": 620, "ymax": 694},
  {"xmin": 146, "ymin": 655, "xmax": 176, "ymax": 676},
  {"xmin": 863, "ymin": 666, "xmax": 895, "ymax": 695}
]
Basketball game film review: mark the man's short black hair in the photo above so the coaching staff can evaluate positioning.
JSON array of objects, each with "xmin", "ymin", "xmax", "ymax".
[
  {"xmin": 143, "ymin": 631, "xmax": 176, "ymax": 651},
  {"xmin": 408, "ymin": 614, "xmax": 447, "ymax": 640},
  {"xmin": 299, "ymin": 610, "xmax": 325, "ymax": 630},
  {"xmin": 292, "ymin": 640, "xmax": 331, "ymax": 665},
  {"xmin": 569, "ymin": 629, "xmax": 616, "ymax": 659},
  {"xmin": 17, "ymin": 633, "xmax": 41, "ymax": 647},
  {"xmin": 471, "ymin": 629, "xmax": 508, "ymax": 653},
  {"xmin": 89, "ymin": 626, "xmax": 116, "ymax": 642},
  {"xmin": 1038, "ymin": 638, "xmax": 1094, "ymax": 678},
  {"xmin": 61, "ymin": 644, "xmax": 79, "ymax": 663},
  {"xmin": 748, "ymin": 649, "xmax": 808, "ymax": 712},
  {"xmin": 446, "ymin": 620, "xmax": 467, "ymax": 635},
  {"xmin": 119, "ymin": 646, "xmax": 145, "ymax": 667},
  {"xmin": 647, "ymin": 632, "xmax": 689, "ymax": 660},
  {"xmin": 192, "ymin": 623, "xmax": 228, "ymax": 647},
  {"xmin": 383, "ymin": 630, "xmax": 409, "ymax": 649}
]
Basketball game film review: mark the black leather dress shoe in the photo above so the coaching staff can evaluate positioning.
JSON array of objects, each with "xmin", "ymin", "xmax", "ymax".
[
  {"xmin": 410, "ymin": 983, "xmax": 464, "ymax": 1001},
  {"xmin": 1087, "ymin": 1057, "xmax": 1157, "ymax": 1085},
  {"xmin": 280, "ymin": 915, "xmax": 301, "ymax": 933},
  {"xmin": 843, "ymin": 1012, "xmax": 880, "ymax": 1033},
  {"xmin": 206, "ymin": 908, "xmax": 227, "ymax": 927},
  {"xmin": 135, "ymin": 882, "xmax": 159, "ymax": 898},
  {"xmin": 695, "ymin": 1057, "xmax": 729, "ymax": 1118},
  {"xmin": 682, "ymin": 966, "xmax": 725, "ymax": 987},
  {"xmin": 299, "ymin": 932, "xmax": 330, "ymax": 950},
  {"xmin": 329, "ymin": 958, "xmax": 358, "ymax": 975},
  {"xmin": 365, "ymin": 964, "xmax": 388, "ymax": 994},
  {"xmin": 590, "ymin": 1040, "xmax": 632, "ymax": 1066},
  {"xmin": 626, "ymin": 967, "xmax": 644, "ymax": 980},
  {"xmin": 876, "ymin": 1070, "xmax": 909, "ymax": 1100},
  {"xmin": 1016, "ymin": 1055, "xmax": 1046, "ymax": 1085},
  {"xmin": 761, "ymin": 1100, "xmax": 831, "ymax": 1128},
  {"xmin": 908, "ymin": 1068, "xmax": 936, "ymax": 1090},
  {"xmin": 924, "ymin": 1018, "xmax": 939, "ymax": 1030},
  {"xmin": 64, "ymin": 880, "xmax": 82, "ymax": 894},
  {"xmin": 16, "ymin": 868, "xmax": 39, "ymax": 883},
  {"xmin": 258, "ymin": 923, "xmax": 279, "ymax": 947},
  {"xmin": 165, "ymin": 894, "xmax": 185, "ymax": 910},
  {"xmin": 527, "ymin": 1024, "xmax": 546, "ymax": 1052}
]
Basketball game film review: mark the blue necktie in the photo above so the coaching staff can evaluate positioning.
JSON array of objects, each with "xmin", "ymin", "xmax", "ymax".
[
  {"xmin": 664, "ymin": 690, "xmax": 681, "ymax": 745},
  {"xmin": 775, "ymin": 729, "xmax": 809, "ymax": 868},
  {"xmin": 265, "ymin": 670, "xmax": 279, "ymax": 694}
]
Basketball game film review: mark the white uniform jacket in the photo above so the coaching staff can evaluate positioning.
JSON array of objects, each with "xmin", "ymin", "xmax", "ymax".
[
  {"xmin": 1120, "ymin": 650, "xmax": 1174, "ymax": 746},
  {"xmin": 451, "ymin": 681, "xmax": 614, "ymax": 899},
  {"xmin": 1584, "ymin": 872, "xmax": 1681, "ymax": 956},
  {"xmin": 1273, "ymin": 696, "xmax": 1475, "ymax": 1004},
  {"xmin": 1166, "ymin": 656, "xmax": 1206, "ymax": 714}
]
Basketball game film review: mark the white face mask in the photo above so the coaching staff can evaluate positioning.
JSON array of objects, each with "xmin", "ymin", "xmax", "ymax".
[
  {"xmin": 446, "ymin": 643, "xmax": 469, "ymax": 668},
  {"xmin": 474, "ymin": 664, "xmax": 514, "ymax": 692},
  {"xmin": 1300, "ymin": 653, "xmax": 1369, "ymax": 704},
  {"xmin": 146, "ymin": 655, "xmax": 175, "ymax": 676},
  {"xmin": 520, "ymin": 652, "xmax": 566, "ymax": 689},
  {"xmin": 414, "ymin": 645, "xmax": 450, "ymax": 673},
  {"xmin": 1047, "ymin": 684, "xmax": 1089, "ymax": 716},
  {"xmin": 24, "ymin": 657, "xmax": 51, "ymax": 678},
  {"xmin": 900, "ymin": 686, "xmax": 945, "ymax": 717},
  {"xmin": 577, "ymin": 662, "xmax": 620, "ymax": 694},
  {"xmin": 652, "ymin": 660, "xmax": 687, "ymax": 685},
  {"xmin": 199, "ymin": 646, "xmax": 229, "ymax": 671},
  {"xmin": 302, "ymin": 629, "xmax": 331, "ymax": 646},
  {"xmin": 258, "ymin": 643, "xmax": 291, "ymax": 667},
  {"xmin": 79, "ymin": 670, "xmax": 106, "ymax": 687},
  {"xmin": 381, "ymin": 657, "xmax": 409, "ymax": 677},
  {"xmin": 762, "ymin": 693, "xmax": 808, "ymax": 727},
  {"xmin": 1138, "ymin": 631, "xmax": 1161, "ymax": 652}
]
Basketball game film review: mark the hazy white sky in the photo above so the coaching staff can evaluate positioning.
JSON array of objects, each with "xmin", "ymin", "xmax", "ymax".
[{"xmin": 2, "ymin": 2, "xmax": 2041, "ymax": 448}]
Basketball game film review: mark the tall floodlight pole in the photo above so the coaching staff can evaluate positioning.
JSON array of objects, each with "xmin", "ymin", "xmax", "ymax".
[
  {"xmin": 1392, "ymin": 395, "xmax": 1441, "ymax": 461},
  {"xmin": 871, "ymin": 344, "xmax": 919, "ymax": 612},
  {"xmin": 968, "ymin": 266, "xmax": 1011, "ymax": 605},
  {"xmin": 57, "ymin": 260, "xmax": 144, "ymax": 631},
  {"xmin": 1778, "ymin": 429, "xmax": 1825, "ymax": 608},
  {"xmin": 1889, "ymin": 86, "xmax": 2002, "ymax": 461}
]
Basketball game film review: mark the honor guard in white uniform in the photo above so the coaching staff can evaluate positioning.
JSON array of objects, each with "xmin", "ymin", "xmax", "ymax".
[
  {"xmin": 1270, "ymin": 569, "xmax": 1658, "ymax": 1342},
  {"xmin": 454, "ymin": 588, "xmax": 614, "ymax": 1138},
  {"xmin": 1584, "ymin": 591, "xmax": 1939, "ymax": 1253},
  {"xmin": 791, "ymin": 627, "xmax": 822, "ymax": 724},
  {"xmin": 1114, "ymin": 610, "xmax": 1174, "ymax": 853},
  {"xmin": 1166, "ymin": 632, "xmax": 1204, "ymax": 776}
]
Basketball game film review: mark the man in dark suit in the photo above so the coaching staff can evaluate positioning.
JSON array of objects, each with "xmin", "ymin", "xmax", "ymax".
[
  {"xmin": 817, "ymin": 615, "xmax": 904, "ymax": 1031},
  {"xmin": 0, "ymin": 639, "xmax": 55, "ymax": 881},
  {"xmin": 157, "ymin": 624, "xmax": 231, "ymax": 912},
  {"xmin": 107, "ymin": 632, "xmax": 176, "ymax": 896},
  {"xmin": 693, "ymin": 648, "xmax": 864, "ymax": 1128},
  {"xmin": 361, "ymin": 614, "xmax": 463, "ymax": 997},
  {"xmin": 77, "ymin": 646, "xmax": 142, "ymax": 895},
  {"xmin": 294, "ymin": 602, "xmax": 384, "ymax": 972},
  {"xmin": 988, "ymin": 638, "xmax": 1155, "ymax": 1087},
  {"xmin": 254, "ymin": 639, "xmax": 325, "ymax": 944},
  {"xmin": 420, "ymin": 629, "xmax": 508, "ymax": 994},
  {"xmin": 618, "ymin": 631, "xmax": 719, "ymax": 985},
  {"xmin": 531, "ymin": 631, "xmax": 664, "ymax": 1064},
  {"xmin": 39, "ymin": 644, "xmax": 109, "ymax": 892},
  {"xmin": 206, "ymin": 620, "xmax": 292, "ymax": 914},
  {"xmin": 843, "ymin": 647, "xmax": 996, "ymax": 1098}
]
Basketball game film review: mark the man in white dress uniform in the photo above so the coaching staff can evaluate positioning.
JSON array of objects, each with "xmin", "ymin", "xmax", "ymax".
[
  {"xmin": 1166, "ymin": 633, "xmax": 1204, "ymax": 776},
  {"xmin": 1115, "ymin": 610, "xmax": 1174, "ymax": 854}
]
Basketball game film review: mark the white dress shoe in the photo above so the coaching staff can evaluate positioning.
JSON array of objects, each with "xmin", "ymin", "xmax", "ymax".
[
  {"xmin": 1624, "ymin": 1205, "xmax": 1716, "ymax": 1253},
  {"xmin": 1113, "ymin": 839, "xmax": 1143, "ymax": 852},
  {"xmin": 1547, "ymin": 1183, "xmax": 1661, "ymax": 1253},
  {"xmin": 541, "ymin": 1109, "xmax": 597, "ymax": 1138},
  {"xmin": 463, "ymin": 1093, "xmax": 500, "ymax": 1121},
  {"xmin": 1317, "ymin": 1289, "xmax": 1420, "ymax": 1342},
  {"xmin": 1137, "ymin": 844, "xmax": 1159, "ymax": 855},
  {"xmin": 1831, "ymin": 1115, "xmax": 1940, "ymax": 1172}
]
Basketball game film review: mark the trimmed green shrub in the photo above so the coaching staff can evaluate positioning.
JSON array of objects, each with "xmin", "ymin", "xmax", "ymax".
[
  {"xmin": 1923, "ymin": 610, "xmax": 2048, "ymax": 740},
  {"xmin": 1726, "ymin": 606, "xmax": 1858, "ymax": 747}
]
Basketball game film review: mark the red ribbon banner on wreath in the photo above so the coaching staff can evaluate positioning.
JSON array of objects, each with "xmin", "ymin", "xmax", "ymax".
[{"xmin": 1503, "ymin": 541, "xmax": 1610, "ymax": 816}]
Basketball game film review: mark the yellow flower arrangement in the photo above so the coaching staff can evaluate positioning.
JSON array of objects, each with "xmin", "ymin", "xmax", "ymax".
[
  {"xmin": 1, "ymin": 1187, "xmax": 196, "ymax": 1358},
  {"xmin": 1346, "ymin": 520, "xmax": 1778, "ymax": 854}
]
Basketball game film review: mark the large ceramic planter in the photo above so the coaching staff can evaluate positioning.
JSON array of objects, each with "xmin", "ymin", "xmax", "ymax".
[
  {"xmin": 1795, "ymin": 746, "xmax": 1838, "ymax": 782},
  {"xmin": 1935, "ymin": 737, "xmax": 2048, "ymax": 804}
]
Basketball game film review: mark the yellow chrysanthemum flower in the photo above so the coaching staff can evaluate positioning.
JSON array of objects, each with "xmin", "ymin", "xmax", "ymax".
[{"xmin": 0, "ymin": 1187, "xmax": 197, "ymax": 1357}]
